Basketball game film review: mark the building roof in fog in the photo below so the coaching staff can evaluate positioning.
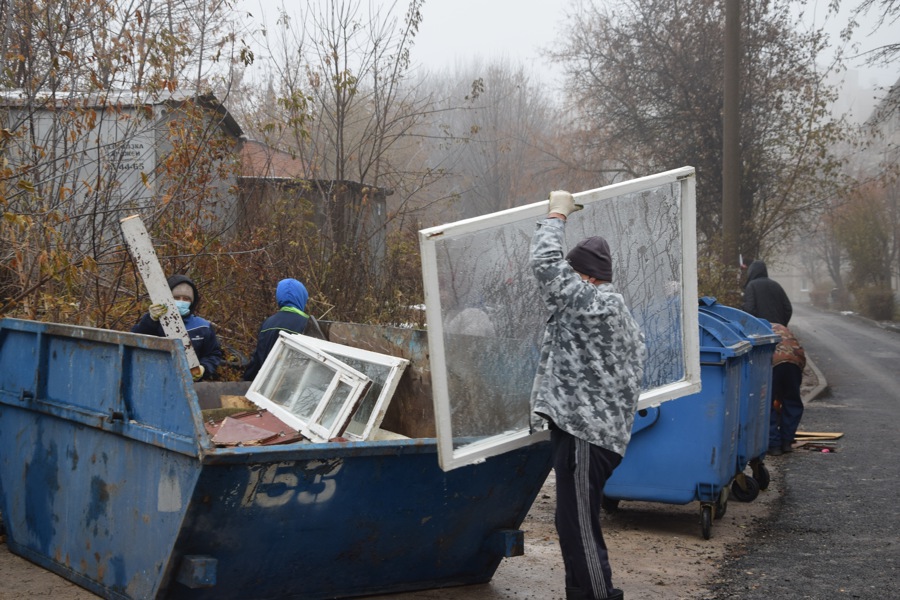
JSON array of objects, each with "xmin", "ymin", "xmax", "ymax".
[
  {"xmin": 865, "ymin": 75, "xmax": 900, "ymax": 126},
  {"xmin": 237, "ymin": 139, "xmax": 308, "ymax": 180},
  {"xmin": 0, "ymin": 90, "xmax": 243, "ymax": 138}
]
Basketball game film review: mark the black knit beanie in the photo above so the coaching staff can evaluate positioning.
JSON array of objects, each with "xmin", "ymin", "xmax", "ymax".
[{"xmin": 566, "ymin": 236, "xmax": 613, "ymax": 282}]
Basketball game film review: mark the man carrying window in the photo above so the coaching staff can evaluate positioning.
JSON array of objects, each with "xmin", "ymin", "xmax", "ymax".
[{"xmin": 530, "ymin": 191, "xmax": 646, "ymax": 600}]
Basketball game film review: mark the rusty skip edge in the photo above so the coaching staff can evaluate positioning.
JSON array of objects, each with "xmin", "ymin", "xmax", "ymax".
[
  {"xmin": 197, "ymin": 435, "xmax": 437, "ymax": 465},
  {"xmin": 3, "ymin": 389, "xmax": 437, "ymax": 471}
]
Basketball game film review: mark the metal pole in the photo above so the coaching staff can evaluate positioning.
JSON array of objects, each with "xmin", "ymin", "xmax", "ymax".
[{"xmin": 723, "ymin": 0, "xmax": 741, "ymax": 265}]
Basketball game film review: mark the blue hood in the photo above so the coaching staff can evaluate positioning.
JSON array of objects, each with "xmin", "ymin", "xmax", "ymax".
[{"xmin": 276, "ymin": 279, "xmax": 308, "ymax": 311}]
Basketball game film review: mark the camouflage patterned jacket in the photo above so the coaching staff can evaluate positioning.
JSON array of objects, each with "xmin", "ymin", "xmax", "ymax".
[{"xmin": 529, "ymin": 218, "xmax": 646, "ymax": 456}]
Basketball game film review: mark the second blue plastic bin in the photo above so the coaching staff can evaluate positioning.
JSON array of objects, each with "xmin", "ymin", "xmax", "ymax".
[{"xmin": 605, "ymin": 303, "xmax": 752, "ymax": 538}]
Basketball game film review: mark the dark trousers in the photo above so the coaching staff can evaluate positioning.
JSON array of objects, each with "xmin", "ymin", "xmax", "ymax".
[
  {"xmin": 552, "ymin": 427, "xmax": 622, "ymax": 599},
  {"xmin": 770, "ymin": 363, "xmax": 804, "ymax": 448}
]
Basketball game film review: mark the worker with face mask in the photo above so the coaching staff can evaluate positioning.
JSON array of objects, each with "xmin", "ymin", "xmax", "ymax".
[{"xmin": 131, "ymin": 274, "xmax": 223, "ymax": 381}]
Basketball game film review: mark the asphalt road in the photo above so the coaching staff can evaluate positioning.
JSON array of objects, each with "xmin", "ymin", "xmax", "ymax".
[{"xmin": 709, "ymin": 303, "xmax": 900, "ymax": 599}]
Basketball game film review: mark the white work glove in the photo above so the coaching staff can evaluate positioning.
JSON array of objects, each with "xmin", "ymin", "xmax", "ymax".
[
  {"xmin": 148, "ymin": 303, "xmax": 168, "ymax": 321},
  {"xmin": 548, "ymin": 190, "xmax": 583, "ymax": 217},
  {"xmin": 192, "ymin": 365, "xmax": 205, "ymax": 381}
]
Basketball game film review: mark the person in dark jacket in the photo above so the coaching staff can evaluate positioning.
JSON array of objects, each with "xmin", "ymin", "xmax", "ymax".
[
  {"xmin": 742, "ymin": 260, "xmax": 792, "ymax": 325},
  {"xmin": 131, "ymin": 274, "xmax": 223, "ymax": 381},
  {"xmin": 243, "ymin": 278, "xmax": 310, "ymax": 381}
]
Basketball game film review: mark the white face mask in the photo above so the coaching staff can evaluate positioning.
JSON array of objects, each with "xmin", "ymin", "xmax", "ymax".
[{"xmin": 175, "ymin": 300, "xmax": 191, "ymax": 316}]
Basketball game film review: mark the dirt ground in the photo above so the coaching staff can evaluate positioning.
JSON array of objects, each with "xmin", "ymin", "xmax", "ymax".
[
  {"xmin": 0, "ymin": 365, "xmax": 820, "ymax": 600},
  {"xmin": 367, "ymin": 464, "xmax": 784, "ymax": 600},
  {"xmin": 375, "ymin": 360, "xmax": 821, "ymax": 600}
]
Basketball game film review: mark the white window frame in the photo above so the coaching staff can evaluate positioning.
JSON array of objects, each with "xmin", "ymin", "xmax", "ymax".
[
  {"xmin": 284, "ymin": 334, "xmax": 409, "ymax": 441},
  {"xmin": 419, "ymin": 167, "xmax": 700, "ymax": 471},
  {"xmin": 246, "ymin": 332, "xmax": 371, "ymax": 442}
]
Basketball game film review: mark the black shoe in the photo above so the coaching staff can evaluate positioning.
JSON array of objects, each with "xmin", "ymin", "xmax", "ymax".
[
  {"xmin": 566, "ymin": 587, "xmax": 588, "ymax": 600},
  {"xmin": 768, "ymin": 446, "xmax": 783, "ymax": 456},
  {"xmin": 565, "ymin": 586, "xmax": 624, "ymax": 600},
  {"xmin": 782, "ymin": 441, "xmax": 794, "ymax": 453}
]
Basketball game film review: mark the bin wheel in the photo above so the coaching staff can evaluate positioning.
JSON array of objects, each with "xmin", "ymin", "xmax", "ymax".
[
  {"xmin": 700, "ymin": 505, "xmax": 713, "ymax": 540},
  {"xmin": 731, "ymin": 473, "xmax": 760, "ymax": 502},
  {"xmin": 714, "ymin": 487, "xmax": 728, "ymax": 520},
  {"xmin": 602, "ymin": 497, "xmax": 620, "ymax": 514},
  {"xmin": 751, "ymin": 462, "xmax": 771, "ymax": 491}
]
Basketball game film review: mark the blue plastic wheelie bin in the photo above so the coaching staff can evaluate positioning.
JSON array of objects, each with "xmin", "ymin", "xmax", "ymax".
[
  {"xmin": 698, "ymin": 298, "xmax": 780, "ymax": 499},
  {"xmin": 603, "ymin": 308, "xmax": 751, "ymax": 539}
]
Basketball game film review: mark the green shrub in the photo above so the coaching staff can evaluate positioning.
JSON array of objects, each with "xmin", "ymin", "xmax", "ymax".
[
  {"xmin": 808, "ymin": 288, "xmax": 829, "ymax": 309},
  {"xmin": 854, "ymin": 286, "xmax": 896, "ymax": 321}
]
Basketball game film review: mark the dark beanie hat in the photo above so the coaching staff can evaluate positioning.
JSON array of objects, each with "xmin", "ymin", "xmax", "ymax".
[{"xmin": 566, "ymin": 236, "xmax": 613, "ymax": 282}]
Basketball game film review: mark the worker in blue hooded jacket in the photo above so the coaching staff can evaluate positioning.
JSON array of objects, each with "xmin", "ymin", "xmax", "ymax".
[
  {"xmin": 131, "ymin": 274, "xmax": 223, "ymax": 381},
  {"xmin": 243, "ymin": 278, "xmax": 310, "ymax": 381}
]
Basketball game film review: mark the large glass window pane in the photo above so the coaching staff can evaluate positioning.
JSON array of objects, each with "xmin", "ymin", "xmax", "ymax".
[
  {"xmin": 420, "ymin": 168, "xmax": 700, "ymax": 470},
  {"xmin": 436, "ymin": 229, "xmax": 544, "ymax": 447},
  {"xmin": 566, "ymin": 183, "xmax": 687, "ymax": 390}
]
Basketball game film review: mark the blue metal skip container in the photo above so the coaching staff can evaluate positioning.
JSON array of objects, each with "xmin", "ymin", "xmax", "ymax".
[
  {"xmin": 603, "ymin": 308, "xmax": 751, "ymax": 538},
  {"xmin": 697, "ymin": 299, "xmax": 780, "ymax": 472},
  {"xmin": 0, "ymin": 318, "xmax": 552, "ymax": 600}
]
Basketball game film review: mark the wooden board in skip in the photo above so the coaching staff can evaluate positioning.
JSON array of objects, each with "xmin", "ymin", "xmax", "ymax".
[{"xmin": 120, "ymin": 214, "xmax": 201, "ymax": 371}]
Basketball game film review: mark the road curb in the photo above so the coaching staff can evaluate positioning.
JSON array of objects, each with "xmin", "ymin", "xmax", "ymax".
[
  {"xmin": 848, "ymin": 313, "xmax": 900, "ymax": 334},
  {"xmin": 803, "ymin": 356, "xmax": 827, "ymax": 403},
  {"xmin": 824, "ymin": 306, "xmax": 900, "ymax": 334}
]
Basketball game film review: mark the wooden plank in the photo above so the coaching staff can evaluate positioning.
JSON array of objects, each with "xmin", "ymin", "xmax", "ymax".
[
  {"xmin": 120, "ymin": 214, "xmax": 200, "ymax": 371},
  {"xmin": 795, "ymin": 431, "xmax": 844, "ymax": 439}
]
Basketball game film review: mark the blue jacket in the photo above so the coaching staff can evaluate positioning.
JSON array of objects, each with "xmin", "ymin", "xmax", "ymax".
[
  {"xmin": 131, "ymin": 274, "xmax": 223, "ymax": 380},
  {"xmin": 243, "ymin": 279, "xmax": 310, "ymax": 381},
  {"xmin": 131, "ymin": 312, "xmax": 223, "ymax": 379}
]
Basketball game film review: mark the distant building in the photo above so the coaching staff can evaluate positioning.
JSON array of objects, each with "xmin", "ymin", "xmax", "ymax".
[
  {"xmin": 763, "ymin": 244, "xmax": 813, "ymax": 305},
  {"xmin": 1, "ymin": 90, "xmax": 390, "ymax": 270},
  {"xmin": 1, "ymin": 90, "xmax": 243, "ymax": 243},
  {"xmin": 864, "ymin": 77, "xmax": 900, "ymax": 165},
  {"xmin": 236, "ymin": 140, "xmax": 392, "ymax": 270}
]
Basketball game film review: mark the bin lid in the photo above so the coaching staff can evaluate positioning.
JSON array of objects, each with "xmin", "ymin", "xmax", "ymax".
[
  {"xmin": 698, "ymin": 311, "xmax": 751, "ymax": 358},
  {"xmin": 699, "ymin": 297, "xmax": 781, "ymax": 346}
]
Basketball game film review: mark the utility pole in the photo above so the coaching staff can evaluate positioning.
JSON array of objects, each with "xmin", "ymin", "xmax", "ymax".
[{"xmin": 723, "ymin": 0, "xmax": 741, "ymax": 267}]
